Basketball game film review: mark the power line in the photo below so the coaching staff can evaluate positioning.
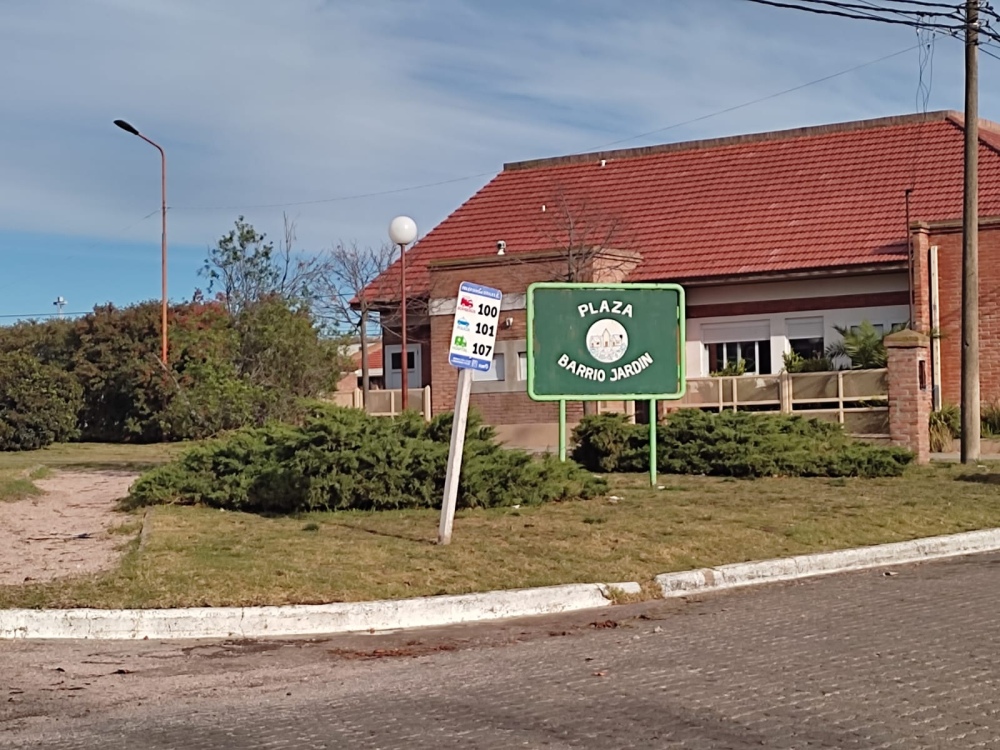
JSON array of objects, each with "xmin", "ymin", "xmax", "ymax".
[
  {"xmin": 166, "ymin": 43, "xmax": 922, "ymax": 213},
  {"xmin": 742, "ymin": 0, "xmax": 964, "ymax": 28},
  {"xmin": 0, "ymin": 208, "xmax": 161, "ymax": 275},
  {"xmin": 0, "ymin": 311, "xmax": 89, "ymax": 320},
  {"xmin": 168, "ymin": 173, "xmax": 496, "ymax": 212},
  {"xmin": 589, "ymin": 44, "xmax": 920, "ymax": 150}
]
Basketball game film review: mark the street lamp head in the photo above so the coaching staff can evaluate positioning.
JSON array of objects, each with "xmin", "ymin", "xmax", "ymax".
[
  {"xmin": 113, "ymin": 119, "xmax": 140, "ymax": 136},
  {"xmin": 388, "ymin": 215, "xmax": 417, "ymax": 246}
]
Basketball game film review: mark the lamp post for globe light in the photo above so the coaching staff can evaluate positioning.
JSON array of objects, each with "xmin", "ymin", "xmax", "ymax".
[
  {"xmin": 113, "ymin": 118, "xmax": 169, "ymax": 366},
  {"xmin": 389, "ymin": 216, "xmax": 418, "ymax": 411}
]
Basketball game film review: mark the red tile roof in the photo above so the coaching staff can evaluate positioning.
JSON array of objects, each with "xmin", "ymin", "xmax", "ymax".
[
  {"xmin": 350, "ymin": 343, "xmax": 382, "ymax": 370},
  {"xmin": 366, "ymin": 111, "xmax": 1000, "ymax": 302}
]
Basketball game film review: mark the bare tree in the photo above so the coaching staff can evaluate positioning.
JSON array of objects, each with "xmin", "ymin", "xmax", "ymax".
[
  {"xmin": 511, "ymin": 187, "xmax": 640, "ymax": 286},
  {"xmin": 512, "ymin": 187, "xmax": 641, "ymax": 415},
  {"xmin": 313, "ymin": 241, "xmax": 397, "ymax": 407}
]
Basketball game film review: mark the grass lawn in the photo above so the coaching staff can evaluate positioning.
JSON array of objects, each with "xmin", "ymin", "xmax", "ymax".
[
  {"xmin": 0, "ymin": 442, "xmax": 185, "ymax": 502},
  {"xmin": 2, "ymin": 456, "xmax": 1000, "ymax": 609},
  {"xmin": 0, "ymin": 442, "xmax": 186, "ymax": 474}
]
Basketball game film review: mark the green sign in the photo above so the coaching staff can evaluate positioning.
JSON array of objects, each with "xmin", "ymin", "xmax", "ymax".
[{"xmin": 527, "ymin": 282, "xmax": 686, "ymax": 401}]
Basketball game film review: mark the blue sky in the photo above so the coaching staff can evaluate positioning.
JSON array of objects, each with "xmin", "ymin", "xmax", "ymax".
[{"xmin": 1, "ymin": 0, "xmax": 997, "ymax": 322}]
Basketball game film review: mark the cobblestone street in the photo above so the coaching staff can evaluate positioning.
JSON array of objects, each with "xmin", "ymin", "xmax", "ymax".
[{"xmin": 3, "ymin": 553, "xmax": 999, "ymax": 748}]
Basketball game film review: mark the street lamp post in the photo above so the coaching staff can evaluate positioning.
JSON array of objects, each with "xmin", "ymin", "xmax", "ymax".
[
  {"xmin": 114, "ymin": 119, "xmax": 169, "ymax": 366},
  {"xmin": 388, "ymin": 216, "xmax": 418, "ymax": 411}
]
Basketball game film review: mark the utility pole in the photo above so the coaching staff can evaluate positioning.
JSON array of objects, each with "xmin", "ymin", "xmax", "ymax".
[
  {"xmin": 52, "ymin": 296, "xmax": 66, "ymax": 319},
  {"xmin": 961, "ymin": 0, "xmax": 981, "ymax": 464}
]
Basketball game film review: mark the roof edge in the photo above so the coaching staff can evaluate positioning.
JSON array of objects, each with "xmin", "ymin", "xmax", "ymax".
[
  {"xmin": 504, "ymin": 110, "xmax": 963, "ymax": 172},
  {"xmin": 640, "ymin": 262, "xmax": 909, "ymax": 288},
  {"xmin": 913, "ymin": 214, "xmax": 1000, "ymax": 232}
]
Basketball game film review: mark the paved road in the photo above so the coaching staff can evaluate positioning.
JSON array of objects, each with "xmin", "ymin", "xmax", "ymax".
[{"xmin": 3, "ymin": 553, "xmax": 1000, "ymax": 749}]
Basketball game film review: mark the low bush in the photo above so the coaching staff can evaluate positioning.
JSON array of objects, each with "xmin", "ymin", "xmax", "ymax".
[
  {"xmin": 929, "ymin": 404, "xmax": 961, "ymax": 452},
  {"xmin": 127, "ymin": 405, "xmax": 605, "ymax": 514},
  {"xmin": 571, "ymin": 414, "xmax": 649, "ymax": 473},
  {"xmin": 0, "ymin": 353, "xmax": 83, "ymax": 451},
  {"xmin": 981, "ymin": 399, "xmax": 1000, "ymax": 439},
  {"xmin": 782, "ymin": 351, "xmax": 834, "ymax": 373},
  {"xmin": 572, "ymin": 410, "xmax": 913, "ymax": 478}
]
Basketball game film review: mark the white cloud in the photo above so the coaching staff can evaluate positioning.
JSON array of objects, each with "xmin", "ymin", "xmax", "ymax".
[{"xmin": 0, "ymin": 0, "xmax": 992, "ymax": 260}]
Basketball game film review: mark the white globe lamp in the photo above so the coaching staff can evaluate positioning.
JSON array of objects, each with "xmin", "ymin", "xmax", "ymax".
[{"xmin": 388, "ymin": 215, "xmax": 417, "ymax": 411}]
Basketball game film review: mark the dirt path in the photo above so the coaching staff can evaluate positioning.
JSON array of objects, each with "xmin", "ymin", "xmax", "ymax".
[{"xmin": 0, "ymin": 472, "xmax": 138, "ymax": 586}]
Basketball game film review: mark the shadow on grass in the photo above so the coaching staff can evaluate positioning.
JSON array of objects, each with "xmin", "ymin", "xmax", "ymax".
[
  {"xmin": 330, "ymin": 522, "xmax": 436, "ymax": 546},
  {"xmin": 955, "ymin": 472, "xmax": 1000, "ymax": 485},
  {"xmin": 53, "ymin": 461, "xmax": 161, "ymax": 473}
]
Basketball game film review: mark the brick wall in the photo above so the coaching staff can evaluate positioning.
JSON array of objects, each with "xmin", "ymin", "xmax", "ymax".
[
  {"xmin": 430, "ymin": 305, "xmax": 585, "ymax": 423},
  {"xmin": 428, "ymin": 255, "xmax": 571, "ymax": 299},
  {"xmin": 923, "ymin": 218, "xmax": 1000, "ymax": 405},
  {"xmin": 885, "ymin": 330, "xmax": 931, "ymax": 464},
  {"xmin": 426, "ymin": 251, "xmax": 620, "ymax": 422}
]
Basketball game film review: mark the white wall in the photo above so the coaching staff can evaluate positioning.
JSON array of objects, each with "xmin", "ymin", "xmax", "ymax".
[
  {"xmin": 686, "ymin": 272, "xmax": 908, "ymax": 305},
  {"xmin": 686, "ymin": 305, "xmax": 910, "ymax": 376}
]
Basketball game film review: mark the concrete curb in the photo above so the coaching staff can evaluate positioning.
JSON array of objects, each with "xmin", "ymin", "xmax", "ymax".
[
  {"xmin": 655, "ymin": 528, "xmax": 1000, "ymax": 597},
  {"xmin": 0, "ymin": 581, "xmax": 641, "ymax": 640}
]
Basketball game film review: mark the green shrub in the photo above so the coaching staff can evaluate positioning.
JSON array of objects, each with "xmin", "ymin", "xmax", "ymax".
[
  {"xmin": 929, "ymin": 404, "xmax": 961, "ymax": 452},
  {"xmin": 127, "ymin": 405, "xmax": 605, "ymax": 514},
  {"xmin": 928, "ymin": 402, "xmax": 1000, "ymax": 446},
  {"xmin": 572, "ymin": 410, "xmax": 913, "ymax": 478},
  {"xmin": 711, "ymin": 359, "xmax": 747, "ymax": 377},
  {"xmin": 571, "ymin": 414, "xmax": 648, "ymax": 472},
  {"xmin": 825, "ymin": 320, "xmax": 907, "ymax": 370},
  {"xmin": 981, "ymin": 399, "xmax": 1000, "ymax": 438},
  {"xmin": 782, "ymin": 351, "xmax": 834, "ymax": 373},
  {"xmin": 0, "ymin": 352, "xmax": 83, "ymax": 451}
]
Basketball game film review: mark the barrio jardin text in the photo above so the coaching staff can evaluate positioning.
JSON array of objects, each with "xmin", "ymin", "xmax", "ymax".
[{"xmin": 556, "ymin": 300, "xmax": 655, "ymax": 383}]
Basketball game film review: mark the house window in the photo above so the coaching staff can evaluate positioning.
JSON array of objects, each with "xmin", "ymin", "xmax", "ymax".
[
  {"xmin": 700, "ymin": 320, "xmax": 771, "ymax": 376},
  {"xmin": 789, "ymin": 337, "xmax": 824, "ymax": 358},
  {"xmin": 706, "ymin": 341, "xmax": 771, "ymax": 375},
  {"xmin": 850, "ymin": 323, "xmax": 884, "ymax": 336},
  {"xmin": 517, "ymin": 352, "xmax": 528, "ymax": 381},
  {"xmin": 786, "ymin": 316, "xmax": 824, "ymax": 359},
  {"xmin": 473, "ymin": 354, "xmax": 506, "ymax": 382},
  {"xmin": 390, "ymin": 351, "xmax": 416, "ymax": 370}
]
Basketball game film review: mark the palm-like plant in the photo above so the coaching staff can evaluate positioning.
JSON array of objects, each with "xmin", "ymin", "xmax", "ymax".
[{"xmin": 825, "ymin": 320, "xmax": 907, "ymax": 370}]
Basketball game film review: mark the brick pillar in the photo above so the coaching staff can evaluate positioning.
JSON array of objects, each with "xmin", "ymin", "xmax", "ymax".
[
  {"xmin": 885, "ymin": 330, "xmax": 931, "ymax": 464},
  {"xmin": 909, "ymin": 222, "xmax": 932, "ymax": 334}
]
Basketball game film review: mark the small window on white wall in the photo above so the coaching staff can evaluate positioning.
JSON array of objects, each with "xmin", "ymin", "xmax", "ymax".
[
  {"xmin": 473, "ymin": 354, "xmax": 505, "ymax": 382},
  {"xmin": 517, "ymin": 352, "xmax": 528, "ymax": 381},
  {"xmin": 705, "ymin": 341, "xmax": 771, "ymax": 375},
  {"xmin": 701, "ymin": 321, "xmax": 772, "ymax": 375},
  {"xmin": 786, "ymin": 316, "xmax": 825, "ymax": 359}
]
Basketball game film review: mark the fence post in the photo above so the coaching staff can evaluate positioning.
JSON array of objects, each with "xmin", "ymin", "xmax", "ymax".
[
  {"xmin": 837, "ymin": 371, "xmax": 845, "ymax": 425},
  {"xmin": 885, "ymin": 330, "xmax": 931, "ymax": 464},
  {"xmin": 779, "ymin": 371, "xmax": 792, "ymax": 413}
]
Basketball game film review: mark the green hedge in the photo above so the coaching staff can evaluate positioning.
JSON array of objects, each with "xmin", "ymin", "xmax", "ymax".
[
  {"xmin": 128, "ymin": 405, "xmax": 606, "ymax": 514},
  {"xmin": 0, "ymin": 353, "xmax": 83, "ymax": 451},
  {"xmin": 572, "ymin": 411, "xmax": 913, "ymax": 478}
]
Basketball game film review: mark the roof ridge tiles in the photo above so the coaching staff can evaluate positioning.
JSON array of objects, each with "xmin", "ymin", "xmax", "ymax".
[{"xmin": 504, "ymin": 110, "xmax": 964, "ymax": 172}]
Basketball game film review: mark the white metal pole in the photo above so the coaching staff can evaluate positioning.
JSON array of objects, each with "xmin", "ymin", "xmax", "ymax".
[
  {"xmin": 930, "ymin": 245, "xmax": 943, "ymax": 411},
  {"xmin": 439, "ymin": 367, "xmax": 473, "ymax": 545}
]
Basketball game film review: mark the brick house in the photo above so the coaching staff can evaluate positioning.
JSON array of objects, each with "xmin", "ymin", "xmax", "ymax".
[
  {"xmin": 335, "ymin": 340, "xmax": 385, "ymax": 394},
  {"xmin": 364, "ymin": 111, "xmax": 1000, "ymax": 442}
]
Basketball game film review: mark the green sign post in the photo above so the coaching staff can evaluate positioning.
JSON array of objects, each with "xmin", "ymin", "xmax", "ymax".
[{"xmin": 526, "ymin": 282, "xmax": 686, "ymax": 485}]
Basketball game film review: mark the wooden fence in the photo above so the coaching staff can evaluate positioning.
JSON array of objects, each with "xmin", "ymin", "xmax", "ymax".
[
  {"xmin": 325, "ymin": 387, "xmax": 433, "ymax": 420},
  {"xmin": 601, "ymin": 369, "xmax": 889, "ymax": 439}
]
